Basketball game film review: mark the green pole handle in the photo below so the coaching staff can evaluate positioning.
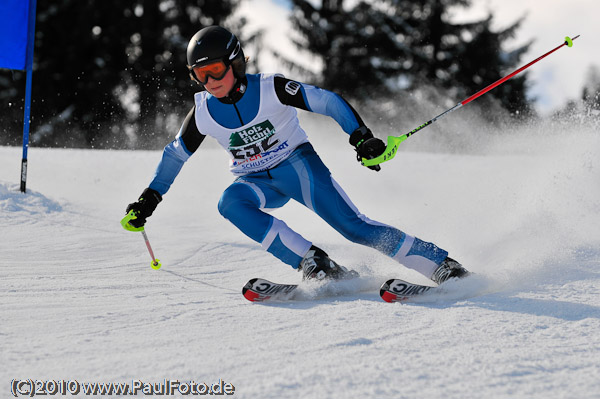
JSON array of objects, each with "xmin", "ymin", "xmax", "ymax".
[
  {"xmin": 120, "ymin": 209, "xmax": 144, "ymax": 232},
  {"xmin": 361, "ymin": 135, "xmax": 408, "ymax": 167}
]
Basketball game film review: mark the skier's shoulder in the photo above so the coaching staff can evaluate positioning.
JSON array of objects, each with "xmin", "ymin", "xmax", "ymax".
[
  {"xmin": 249, "ymin": 73, "xmax": 293, "ymax": 100},
  {"xmin": 193, "ymin": 89, "xmax": 225, "ymax": 109},
  {"xmin": 193, "ymin": 90, "xmax": 210, "ymax": 107},
  {"xmin": 250, "ymin": 72, "xmax": 290, "ymax": 88}
]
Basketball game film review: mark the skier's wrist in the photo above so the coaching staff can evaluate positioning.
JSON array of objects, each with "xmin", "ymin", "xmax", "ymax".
[
  {"xmin": 349, "ymin": 126, "xmax": 373, "ymax": 148},
  {"xmin": 350, "ymin": 126, "xmax": 385, "ymax": 171},
  {"xmin": 124, "ymin": 188, "xmax": 162, "ymax": 228},
  {"xmin": 139, "ymin": 188, "xmax": 162, "ymax": 207}
]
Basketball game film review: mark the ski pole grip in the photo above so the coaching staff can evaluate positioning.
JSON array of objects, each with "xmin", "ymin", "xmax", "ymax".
[
  {"xmin": 121, "ymin": 210, "xmax": 144, "ymax": 232},
  {"xmin": 361, "ymin": 135, "xmax": 408, "ymax": 167}
]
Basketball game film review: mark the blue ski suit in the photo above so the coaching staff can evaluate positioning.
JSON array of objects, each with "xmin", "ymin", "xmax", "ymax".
[{"xmin": 148, "ymin": 73, "xmax": 448, "ymax": 278}]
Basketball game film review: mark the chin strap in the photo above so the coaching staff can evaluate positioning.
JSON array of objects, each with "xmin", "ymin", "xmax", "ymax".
[{"xmin": 219, "ymin": 77, "xmax": 247, "ymax": 104}]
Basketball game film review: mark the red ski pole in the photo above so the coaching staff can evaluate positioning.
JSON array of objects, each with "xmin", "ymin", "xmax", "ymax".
[
  {"xmin": 141, "ymin": 230, "xmax": 162, "ymax": 270},
  {"xmin": 362, "ymin": 35, "xmax": 581, "ymax": 167}
]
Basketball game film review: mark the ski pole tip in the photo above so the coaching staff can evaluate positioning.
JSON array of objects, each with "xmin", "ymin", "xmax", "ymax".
[
  {"xmin": 564, "ymin": 36, "xmax": 573, "ymax": 47},
  {"xmin": 565, "ymin": 35, "xmax": 580, "ymax": 47},
  {"xmin": 151, "ymin": 259, "xmax": 162, "ymax": 270}
]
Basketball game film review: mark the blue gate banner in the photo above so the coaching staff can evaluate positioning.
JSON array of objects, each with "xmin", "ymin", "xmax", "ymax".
[{"xmin": 0, "ymin": 0, "xmax": 31, "ymax": 70}]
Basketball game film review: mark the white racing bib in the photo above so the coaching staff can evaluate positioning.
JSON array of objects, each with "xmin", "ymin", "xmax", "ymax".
[{"xmin": 194, "ymin": 74, "xmax": 309, "ymax": 175}]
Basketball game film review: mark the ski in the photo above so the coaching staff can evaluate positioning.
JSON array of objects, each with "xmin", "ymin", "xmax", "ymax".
[
  {"xmin": 379, "ymin": 278, "xmax": 437, "ymax": 303},
  {"xmin": 243, "ymin": 277, "xmax": 472, "ymax": 303},
  {"xmin": 242, "ymin": 278, "xmax": 299, "ymax": 302}
]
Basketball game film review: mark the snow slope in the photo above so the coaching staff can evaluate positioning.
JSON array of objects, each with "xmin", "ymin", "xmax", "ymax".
[{"xmin": 1, "ymin": 120, "xmax": 599, "ymax": 398}]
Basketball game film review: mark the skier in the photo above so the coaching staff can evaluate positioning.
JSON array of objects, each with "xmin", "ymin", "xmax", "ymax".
[{"xmin": 122, "ymin": 26, "xmax": 469, "ymax": 285}]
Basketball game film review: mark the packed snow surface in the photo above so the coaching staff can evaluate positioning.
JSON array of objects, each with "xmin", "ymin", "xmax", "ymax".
[{"xmin": 1, "ymin": 121, "xmax": 599, "ymax": 398}]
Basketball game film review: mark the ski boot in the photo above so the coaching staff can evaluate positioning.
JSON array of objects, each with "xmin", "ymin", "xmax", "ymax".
[
  {"xmin": 299, "ymin": 246, "xmax": 359, "ymax": 281},
  {"xmin": 431, "ymin": 257, "xmax": 470, "ymax": 285}
]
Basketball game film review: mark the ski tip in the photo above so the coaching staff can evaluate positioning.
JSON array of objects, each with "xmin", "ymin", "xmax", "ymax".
[
  {"xmin": 242, "ymin": 278, "xmax": 280, "ymax": 302},
  {"xmin": 380, "ymin": 279, "xmax": 398, "ymax": 303},
  {"xmin": 242, "ymin": 278, "xmax": 260, "ymax": 302},
  {"xmin": 241, "ymin": 278, "xmax": 298, "ymax": 303},
  {"xmin": 246, "ymin": 278, "xmax": 259, "ymax": 286},
  {"xmin": 380, "ymin": 278, "xmax": 425, "ymax": 303},
  {"xmin": 380, "ymin": 290, "xmax": 398, "ymax": 303},
  {"xmin": 243, "ymin": 289, "xmax": 262, "ymax": 302}
]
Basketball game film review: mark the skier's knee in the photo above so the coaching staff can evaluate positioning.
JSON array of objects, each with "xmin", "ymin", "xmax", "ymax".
[
  {"xmin": 336, "ymin": 221, "xmax": 403, "ymax": 254},
  {"xmin": 218, "ymin": 184, "xmax": 260, "ymax": 219},
  {"xmin": 335, "ymin": 222, "xmax": 371, "ymax": 246}
]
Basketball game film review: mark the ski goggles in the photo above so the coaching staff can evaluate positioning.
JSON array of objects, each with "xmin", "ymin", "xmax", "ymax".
[{"xmin": 189, "ymin": 60, "xmax": 230, "ymax": 84}]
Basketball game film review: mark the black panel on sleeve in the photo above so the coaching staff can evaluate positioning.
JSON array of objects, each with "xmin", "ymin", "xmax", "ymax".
[
  {"xmin": 274, "ymin": 76, "xmax": 311, "ymax": 111},
  {"xmin": 179, "ymin": 106, "xmax": 206, "ymax": 154}
]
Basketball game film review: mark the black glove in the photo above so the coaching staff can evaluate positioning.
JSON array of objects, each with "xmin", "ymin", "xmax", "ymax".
[
  {"xmin": 349, "ymin": 126, "xmax": 386, "ymax": 171},
  {"xmin": 125, "ymin": 188, "xmax": 162, "ymax": 228}
]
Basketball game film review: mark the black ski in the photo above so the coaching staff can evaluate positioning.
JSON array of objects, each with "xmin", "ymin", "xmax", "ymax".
[
  {"xmin": 243, "ymin": 277, "xmax": 463, "ymax": 303},
  {"xmin": 379, "ymin": 279, "xmax": 437, "ymax": 303},
  {"xmin": 242, "ymin": 278, "xmax": 299, "ymax": 302}
]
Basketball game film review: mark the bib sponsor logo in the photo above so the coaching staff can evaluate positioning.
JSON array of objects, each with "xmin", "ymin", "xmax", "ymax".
[
  {"xmin": 229, "ymin": 120, "xmax": 280, "ymax": 160},
  {"xmin": 285, "ymin": 81, "xmax": 301, "ymax": 96},
  {"xmin": 234, "ymin": 142, "xmax": 291, "ymax": 168}
]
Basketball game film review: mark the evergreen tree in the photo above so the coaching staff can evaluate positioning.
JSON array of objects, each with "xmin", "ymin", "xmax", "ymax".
[
  {"xmin": 0, "ymin": 0, "xmax": 244, "ymax": 149},
  {"xmin": 582, "ymin": 65, "xmax": 600, "ymax": 114},
  {"xmin": 286, "ymin": 0, "xmax": 532, "ymax": 115},
  {"xmin": 442, "ymin": 15, "xmax": 532, "ymax": 116},
  {"xmin": 287, "ymin": 0, "xmax": 420, "ymax": 97}
]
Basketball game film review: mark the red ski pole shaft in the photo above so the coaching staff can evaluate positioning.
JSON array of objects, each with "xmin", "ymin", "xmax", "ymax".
[
  {"xmin": 141, "ymin": 230, "xmax": 162, "ymax": 270},
  {"xmin": 361, "ymin": 35, "xmax": 580, "ymax": 167},
  {"xmin": 409, "ymin": 35, "xmax": 580, "ymax": 137},
  {"xmin": 141, "ymin": 230, "xmax": 156, "ymax": 260},
  {"xmin": 461, "ymin": 34, "xmax": 580, "ymax": 107}
]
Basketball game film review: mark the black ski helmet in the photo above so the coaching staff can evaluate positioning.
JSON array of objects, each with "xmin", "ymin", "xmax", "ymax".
[{"xmin": 186, "ymin": 26, "xmax": 246, "ymax": 85}]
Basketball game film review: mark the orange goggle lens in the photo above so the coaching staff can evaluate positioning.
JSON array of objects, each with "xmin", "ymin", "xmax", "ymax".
[{"xmin": 191, "ymin": 60, "xmax": 229, "ymax": 84}]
